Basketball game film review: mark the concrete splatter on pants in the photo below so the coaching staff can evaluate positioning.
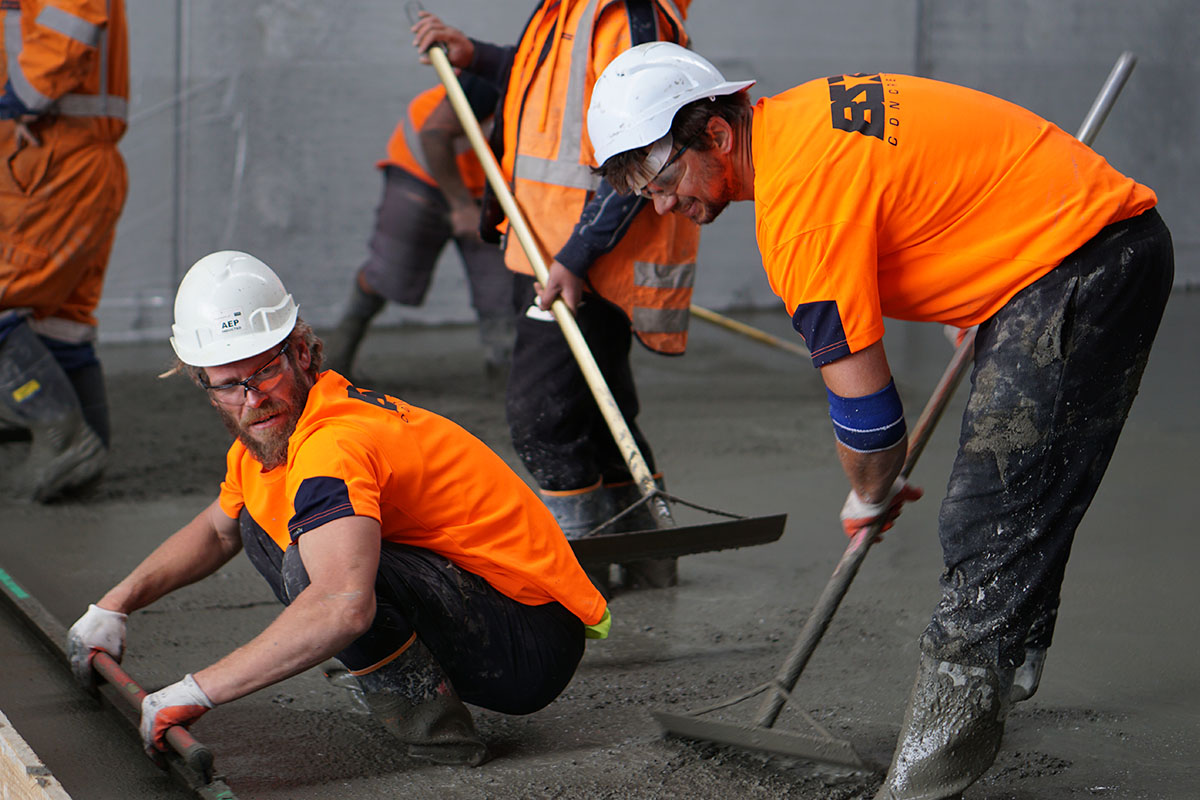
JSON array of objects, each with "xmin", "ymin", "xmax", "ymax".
[
  {"xmin": 921, "ymin": 209, "xmax": 1174, "ymax": 669},
  {"xmin": 505, "ymin": 274, "xmax": 655, "ymax": 492},
  {"xmin": 239, "ymin": 514, "xmax": 585, "ymax": 715}
]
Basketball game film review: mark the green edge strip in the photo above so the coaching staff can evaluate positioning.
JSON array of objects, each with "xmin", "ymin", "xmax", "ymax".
[{"xmin": 0, "ymin": 566, "xmax": 29, "ymax": 600}]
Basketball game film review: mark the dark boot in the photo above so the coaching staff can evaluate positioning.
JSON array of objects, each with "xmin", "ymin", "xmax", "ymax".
[
  {"xmin": 332, "ymin": 638, "xmax": 489, "ymax": 766},
  {"xmin": 875, "ymin": 654, "xmax": 1014, "ymax": 800},
  {"xmin": 476, "ymin": 311, "xmax": 515, "ymax": 393},
  {"xmin": 325, "ymin": 276, "xmax": 386, "ymax": 378},
  {"xmin": 0, "ymin": 323, "xmax": 106, "ymax": 502},
  {"xmin": 1010, "ymin": 647, "xmax": 1047, "ymax": 704},
  {"xmin": 607, "ymin": 479, "xmax": 677, "ymax": 590},
  {"xmin": 66, "ymin": 360, "xmax": 110, "ymax": 447},
  {"xmin": 541, "ymin": 483, "xmax": 614, "ymax": 597}
]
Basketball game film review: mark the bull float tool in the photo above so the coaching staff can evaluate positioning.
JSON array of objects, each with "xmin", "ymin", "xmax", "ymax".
[
  {"xmin": 411, "ymin": 2, "xmax": 786, "ymax": 564},
  {"xmin": 650, "ymin": 50, "xmax": 1139, "ymax": 768},
  {"xmin": 0, "ymin": 561, "xmax": 236, "ymax": 797}
]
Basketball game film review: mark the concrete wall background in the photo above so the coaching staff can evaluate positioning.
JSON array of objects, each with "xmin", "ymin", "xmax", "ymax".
[{"xmin": 100, "ymin": 0, "xmax": 1198, "ymax": 342}]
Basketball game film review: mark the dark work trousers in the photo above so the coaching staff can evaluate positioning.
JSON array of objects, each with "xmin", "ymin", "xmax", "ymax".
[
  {"xmin": 360, "ymin": 167, "xmax": 512, "ymax": 317},
  {"xmin": 239, "ymin": 513, "xmax": 586, "ymax": 715},
  {"xmin": 921, "ymin": 209, "xmax": 1173, "ymax": 668},
  {"xmin": 505, "ymin": 274, "xmax": 655, "ymax": 491}
]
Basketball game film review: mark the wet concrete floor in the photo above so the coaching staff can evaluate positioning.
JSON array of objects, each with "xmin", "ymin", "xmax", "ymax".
[{"xmin": 0, "ymin": 292, "xmax": 1197, "ymax": 799}]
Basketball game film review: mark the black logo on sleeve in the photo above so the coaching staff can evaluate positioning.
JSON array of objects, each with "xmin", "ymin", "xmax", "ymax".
[
  {"xmin": 346, "ymin": 385, "xmax": 398, "ymax": 412},
  {"xmin": 828, "ymin": 74, "xmax": 884, "ymax": 139}
]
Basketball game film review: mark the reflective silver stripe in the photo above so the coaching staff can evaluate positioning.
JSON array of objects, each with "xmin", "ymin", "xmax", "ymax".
[
  {"xmin": 4, "ymin": 3, "xmax": 120, "ymax": 119},
  {"xmin": 514, "ymin": 155, "xmax": 599, "ymax": 190},
  {"xmin": 512, "ymin": 0, "xmax": 602, "ymax": 190},
  {"xmin": 5, "ymin": 11, "xmax": 55, "ymax": 112},
  {"xmin": 659, "ymin": 0, "xmax": 682, "ymax": 35},
  {"xmin": 402, "ymin": 112, "xmax": 429, "ymax": 174},
  {"xmin": 27, "ymin": 315, "xmax": 97, "ymax": 344},
  {"xmin": 558, "ymin": 0, "xmax": 601, "ymax": 165},
  {"xmin": 56, "ymin": 93, "xmax": 126, "ymax": 119},
  {"xmin": 403, "ymin": 107, "xmax": 487, "ymax": 178},
  {"xmin": 634, "ymin": 260, "xmax": 696, "ymax": 290},
  {"xmin": 36, "ymin": 5, "xmax": 100, "ymax": 47},
  {"xmin": 632, "ymin": 306, "xmax": 689, "ymax": 334}
]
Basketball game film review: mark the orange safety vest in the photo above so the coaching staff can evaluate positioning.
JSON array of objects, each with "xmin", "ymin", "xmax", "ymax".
[
  {"xmin": 1, "ymin": 0, "xmax": 127, "ymax": 140},
  {"xmin": 380, "ymin": 85, "xmax": 489, "ymax": 198},
  {"xmin": 501, "ymin": 0, "xmax": 699, "ymax": 355}
]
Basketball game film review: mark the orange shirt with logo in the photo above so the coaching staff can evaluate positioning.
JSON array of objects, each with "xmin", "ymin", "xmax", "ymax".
[
  {"xmin": 218, "ymin": 372, "xmax": 606, "ymax": 626},
  {"xmin": 751, "ymin": 73, "xmax": 1157, "ymax": 366}
]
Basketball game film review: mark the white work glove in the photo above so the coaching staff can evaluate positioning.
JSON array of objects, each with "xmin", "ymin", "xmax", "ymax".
[
  {"xmin": 66, "ymin": 604, "xmax": 127, "ymax": 691},
  {"xmin": 140, "ymin": 674, "xmax": 215, "ymax": 755},
  {"xmin": 840, "ymin": 477, "xmax": 924, "ymax": 539}
]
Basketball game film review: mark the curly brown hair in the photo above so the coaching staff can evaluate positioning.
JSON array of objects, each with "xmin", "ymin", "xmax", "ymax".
[{"xmin": 594, "ymin": 91, "xmax": 752, "ymax": 194}]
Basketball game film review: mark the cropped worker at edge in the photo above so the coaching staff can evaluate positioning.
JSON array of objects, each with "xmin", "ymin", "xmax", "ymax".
[
  {"xmin": 325, "ymin": 77, "xmax": 516, "ymax": 387},
  {"xmin": 411, "ymin": 0, "xmax": 699, "ymax": 595},
  {"xmin": 65, "ymin": 251, "xmax": 609, "ymax": 765},
  {"xmin": 0, "ymin": 0, "xmax": 128, "ymax": 501},
  {"xmin": 587, "ymin": 44, "xmax": 1173, "ymax": 798}
]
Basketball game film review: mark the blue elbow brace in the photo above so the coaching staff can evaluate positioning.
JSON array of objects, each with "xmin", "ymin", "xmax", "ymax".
[{"xmin": 827, "ymin": 379, "xmax": 907, "ymax": 453}]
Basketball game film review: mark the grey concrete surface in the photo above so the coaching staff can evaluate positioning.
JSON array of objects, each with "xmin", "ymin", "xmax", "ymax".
[
  {"xmin": 99, "ymin": 1, "xmax": 1199, "ymax": 342},
  {"xmin": 0, "ymin": 290, "xmax": 1196, "ymax": 798}
]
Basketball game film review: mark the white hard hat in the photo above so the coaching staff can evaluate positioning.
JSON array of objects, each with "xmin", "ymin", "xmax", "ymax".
[
  {"xmin": 170, "ymin": 251, "xmax": 298, "ymax": 367},
  {"xmin": 588, "ymin": 42, "xmax": 755, "ymax": 167}
]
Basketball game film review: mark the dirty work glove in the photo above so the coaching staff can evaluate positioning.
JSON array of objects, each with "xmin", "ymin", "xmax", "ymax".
[
  {"xmin": 840, "ymin": 477, "xmax": 924, "ymax": 539},
  {"xmin": 140, "ymin": 674, "xmax": 214, "ymax": 754},
  {"xmin": 66, "ymin": 604, "xmax": 127, "ymax": 692}
]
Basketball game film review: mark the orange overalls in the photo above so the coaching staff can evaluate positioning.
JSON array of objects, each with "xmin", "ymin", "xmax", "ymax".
[{"xmin": 0, "ymin": 0, "xmax": 128, "ymax": 343}]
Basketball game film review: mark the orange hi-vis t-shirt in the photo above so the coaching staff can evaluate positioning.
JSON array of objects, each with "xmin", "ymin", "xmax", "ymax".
[
  {"xmin": 217, "ymin": 371, "xmax": 606, "ymax": 626},
  {"xmin": 751, "ymin": 73, "xmax": 1158, "ymax": 367}
]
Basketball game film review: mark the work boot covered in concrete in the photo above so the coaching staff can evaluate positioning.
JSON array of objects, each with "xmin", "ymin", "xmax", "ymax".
[
  {"xmin": 324, "ymin": 278, "xmax": 386, "ymax": 378},
  {"xmin": 338, "ymin": 638, "xmax": 489, "ymax": 766},
  {"xmin": 1010, "ymin": 646, "xmax": 1047, "ymax": 704},
  {"xmin": 875, "ymin": 654, "xmax": 1014, "ymax": 800},
  {"xmin": 541, "ymin": 484, "xmax": 614, "ymax": 597},
  {"xmin": 607, "ymin": 480, "xmax": 677, "ymax": 590},
  {"xmin": 0, "ymin": 323, "xmax": 106, "ymax": 502}
]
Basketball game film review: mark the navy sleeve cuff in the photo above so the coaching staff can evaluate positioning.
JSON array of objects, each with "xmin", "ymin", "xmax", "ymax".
[
  {"xmin": 0, "ymin": 80, "xmax": 35, "ymax": 120},
  {"xmin": 467, "ymin": 39, "xmax": 516, "ymax": 88}
]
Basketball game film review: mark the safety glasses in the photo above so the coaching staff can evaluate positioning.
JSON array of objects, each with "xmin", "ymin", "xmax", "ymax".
[{"xmin": 200, "ymin": 340, "xmax": 291, "ymax": 405}]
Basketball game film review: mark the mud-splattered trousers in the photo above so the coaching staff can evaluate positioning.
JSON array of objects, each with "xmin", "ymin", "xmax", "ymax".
[
  {"xmin": 505, "ymin": 274, "xmax": 656, "ymax": 492},
  {"xmin": 240, "ymin": 513, "xmax": 586, "ymax": 715},
  {"xmin": 920, "ymin": 208, "xmax": 1173, "ymax": 669},
  {"xmin": 360, "ymin": 167, "xmax": 512, "ymax": 318}
]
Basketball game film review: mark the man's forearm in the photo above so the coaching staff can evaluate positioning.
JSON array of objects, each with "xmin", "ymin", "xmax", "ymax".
[
  {"xmin": 192, "ymin": 586, "xmax": 374, "ymax": 704},
  {"xmin": 836, "ymin": 437, "xmax": 907, "ymax": 503}
]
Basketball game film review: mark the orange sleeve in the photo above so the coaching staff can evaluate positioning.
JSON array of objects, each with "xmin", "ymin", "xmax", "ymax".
[
  {"xmin": 16, "ymin": 0, "xmax": 109, "ymax": 107},
  {"xmin": 217, "ymin": 442, "xmax": 247, "ymax": 521},
  {"xmin": 765, "ymin": 222, "xmax": 887, "ymax": 366}
]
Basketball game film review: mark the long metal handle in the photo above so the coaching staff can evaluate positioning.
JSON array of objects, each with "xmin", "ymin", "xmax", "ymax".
[
  {"xmin": 92, "ymin": 653, "xmax": 215, "ymax": 782},
  {"xmin": 413, "ymin": 13, "xmax": 671, "ymax": 523},
  {"xmin": 0, "ymin": 564, "xmax": 226, "ymax": 792},
  {"xmin": 1075, "ymin": 51, "xmax": 1136, "ymax": 146},
  {"xmin": 753, "ymin": 331, "xmax": 976, "ymax": 727}
]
